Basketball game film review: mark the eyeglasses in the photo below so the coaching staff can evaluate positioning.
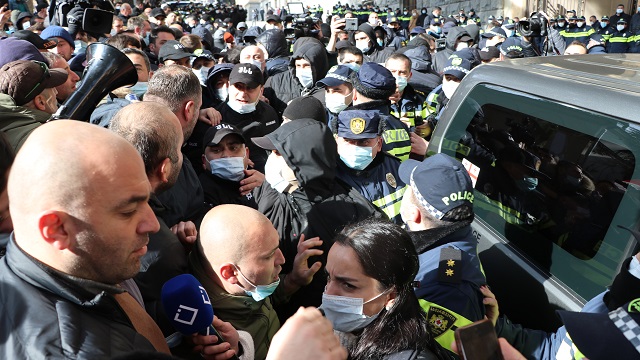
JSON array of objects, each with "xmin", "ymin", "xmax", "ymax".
[{"xmin": 23, "ymin": 61, "xmax": 51, "ymax": 101}]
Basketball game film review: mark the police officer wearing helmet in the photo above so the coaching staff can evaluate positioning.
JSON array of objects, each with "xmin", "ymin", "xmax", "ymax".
[
  {"xmin": 398, "ymin": 153, "xmax": 488, "ymax": 352},
  {"xmin": 333, "ymin": 110, "xmax": 407, "ymax": 224}
]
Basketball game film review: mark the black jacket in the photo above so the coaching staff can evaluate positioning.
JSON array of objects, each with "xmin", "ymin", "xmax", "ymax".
[
  {"xmin": 254, "ymin": 119, "xmax": 380, "ymax": 318},
  {"xmin": 156, "ymin": 156, "xmax": 205, "ymax": 227},
  {"xmin": 432, "ymin": 26, "xmax": 471, "ymax": 74},
  {"xmin": 198, "ymin": 171, "xmax": 258, "ymax": 211},
  {"xmin": 255, "ymin": 29, "xmax": 290, "ymax": 77},
  {"xmin": 264, "ymin": 38, "xmax": 328, "ymax": 117},
  {"xmin": 0, "ymin": 237, "xmax": 156, "ymax": 358},
  {"xmin": 215, "ymin": 100, "xmax": 279, "ymax": 173}
]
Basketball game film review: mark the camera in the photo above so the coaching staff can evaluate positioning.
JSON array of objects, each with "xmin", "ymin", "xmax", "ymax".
[
  {"xmin": 435, "ymin": 38, "xmax": 446, "ymax": 51},
  {"xmin": 344, "ymin": 18, "xmax": 358, "ymax": 31},
  {"xmin": 284, "ymin": 16, "xmax": 320, "ymax": 41},
  {"xmin": 517, "ymin": 12, "xmax": 548, "ymax": 37}
]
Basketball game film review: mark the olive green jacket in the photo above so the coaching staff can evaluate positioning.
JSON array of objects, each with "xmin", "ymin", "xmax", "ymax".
[{"xmin": 0, "ymin": 93, "xmax": 51, "ymax": 151}]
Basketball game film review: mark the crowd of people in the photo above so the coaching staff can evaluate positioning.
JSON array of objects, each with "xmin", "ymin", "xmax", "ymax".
[{"xmin": 0, "ymin": 0, "xmax": 640, "ymax": 359}]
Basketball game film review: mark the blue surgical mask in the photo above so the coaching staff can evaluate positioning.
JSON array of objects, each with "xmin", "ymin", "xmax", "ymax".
[
  {"xmin": 377, "ymin": 38, "xmax": 384, "ymax": 47},
  {"xmin": 600, "ymin": 21, "xmax": 607, "ymax": 28},
  {"xmin": 344, "ymin": 62, "xmax": 361, "ymax": 72},
  {"xmin": 617, "ymin": 25, "xmax": 626, "ymax": 31},
  {"xmin": 516, "ymin": 177, "xmax": 538, "ymax": 192},
  {"xmin": 617, "ymin": 8, "xmax": 623, "ymax": 14},
  {"xmin": 325, "ymin": 91, "xmax": 351, "ymax": 114},
  {"xmin": 74, "ymin": 40, "xmax": 88, "ymax": 55},
  {"xmin": 234, "ymin": 264, "xmax": 280, "ymax": 302},
  {"xmin": 319, "ymin": 290, "xmax": 389, "ymax": 333},
  {"xmin": 129, "ymin": 81, "xmax": 148, "ymax": 98},
  {"xmin": 340, "ymin": 143, "xmax": 374, "ymax": 170},
  {"xmin": 435, "ymin": 26, "xmax": 442, "ymax": 34},
  {"xmin": 356, "ymin": 42, "xmax": 370, "ymax": 53},
  {"xmin": 209, "ymin": 156, "xmax": 246, "ymax": 182},
  {"xmin": 296, "ymin": 68, "xmax": 313, "ymax": 88},
  {"xmin": 242, "ymin": 59, "xmax": 263, "ymax": 70},
  {"xmin": 228, "ymin": 98, "xmax": 258, "ymax": 114},
  {"xmin": 395, "ymin": 76, "xmax": 408, "ymax": 92},
  {"xmin": 143, "ymin": 33, "xmax": 151, "ymax": 46},
  {"xmin": 193, "ymin": 67, "xmax": 211, "ymax": 86}
]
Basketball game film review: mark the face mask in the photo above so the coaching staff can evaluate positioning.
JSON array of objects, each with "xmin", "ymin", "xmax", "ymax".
[
  {"xmin": 7, "ymin": 26, "xmax": 15, "ymax": 34},
  {"xmin": 129, "ymin": 81, "xmax": 148, "ymax": 98},
  {"xmin": 356, "ymin": 41, "xmax": 370, "ymax": 53},
  {"xmin": 228, "ymin": 98, "xmax": 258, "ymax": 114},
  {"xmin": 395, "ymin": 76, "xmax": 408, "ymax": 92},
  {"xmin": 435, "ymin": 26, "xmax": 442, "ymax": 34},
  {"xmin": 516, "ymin": 177, "xmax": 538, "ymax": 192},
  {"xmin": 243, "ymin": 59, "xmax": 263, "ymax": 70},
  {"xmin": 339, "ymin": 143, "xmax": 374, "ymax": 170},
  {"xmin": 319, "ymin": 291, "xmax": 388, "ymax": 333},
  {"xmin": 344, "ymin": 62, "xmax": 361, "ymax": 72},
  {"xmin": 209, "ymin": 156, "xmax": 246, "ymax": 182},
  {"xmin": 617, "ymin": 25, "xmax": 626, "ymax": 31},
  {"xmin": 441, "ymin": 79, "xmax": 459, "ymax": 99},
  {"xmin": 264, "ymin": 152, "xmax": 298, "ymax": 193},
  {"xmin": 326, "ymin": 91, "xmax": 351, "ymax": 114},
  {"xmin": 505, "ymin": 30, "xmax": 514, "ymax": 37},
  {"xmin": 455, "ymin": 42, "xmax": 469, "ymax": 51},
  {"xmin": 193, "ymin": 66, "xmax": 211, "ymax": 86},
  {"xmin": 600, "ymin": 21, "xmax": 607, "ymax": 28},
  {"xmin": 617, "ymin": 9, "xmax": 623, "ymax": 14},
  {"xmin": 558, "ymin": 21, "xmax": 566, "ymax": 27},
  {"xmin": 296, "ymin": 68, "xmax": 313, "ymax": 88},
  {"xmin": 638, "ymin": 7, "xmax": 640, "ymax": 13},
  {"xmin": 265, "ymin": 24, "xmax": 277, "ymax": 30},
  {"xmin": 576, "ymin": 21, "xmax": 584, "ymax": 28},
  {"xmin": 74, "ymin": 40, "xmax": 88, "ymax": 54},
  {"xmin": 216, "ymin": 86, "xmax": 228, "ymax": 101},
  {"xmin": 422, "ymin": 10, "xmax": 426, "ymax": 14},
  {"xmin": 377, "ymin": 39, "xmax": 384, "ymax": 47},
  {"xmin": 234, "ymin": 264, "xmax": 280, "ymax": 301}
]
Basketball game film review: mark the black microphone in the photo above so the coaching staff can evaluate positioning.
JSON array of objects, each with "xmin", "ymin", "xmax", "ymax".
[{"xmin": 161, "ymin": 274, "xmax": 239, "ymax": 360}]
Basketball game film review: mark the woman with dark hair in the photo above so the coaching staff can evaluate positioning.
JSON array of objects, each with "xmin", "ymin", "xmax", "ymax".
[{"xmin": 321, "ymin": 218, "xmax": 450, "ymax": 360}]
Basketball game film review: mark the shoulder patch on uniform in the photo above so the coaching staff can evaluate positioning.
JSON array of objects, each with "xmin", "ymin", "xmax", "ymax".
[
  {"xmin": 350, "ymin": 118, "xmax": 365, "ymax": 134},
  {"xmin": 438, "ymin": 247, "xmax": 462, "ymax": 284},
  {"xmin": 428, "ymin": 306, "xmax": 458, "ymax": 338},
  {"xmin": 386, "ymin": 173, "xmax": 397, "ymax": 188}
]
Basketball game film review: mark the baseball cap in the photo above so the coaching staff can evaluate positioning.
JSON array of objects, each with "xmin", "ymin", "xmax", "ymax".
[
  {"xmin": 398, "ymin": 154, "xmax": 474, "ymax": 220},
  {"xmin": 503, "ymin": 19, "xmax": 516, "ymax": 29},
  {"xmin": 150, "ymin": 8, "xmax": 166, "ymax": 18},
  {"xmin": 0, "ymin": 38, "xmax": 46, "ymax": 68},
  {"xmin": 499, "ymin": 37, "xmax": 524, "ymax": 58},
  {"xmin": 618, "ymin": 18, "xmax": 628, "ymax": 24},
  {"xmin": 602, "ymin": 15, "xmax": 610, "ymax": 21},
  {"xmin": 458, "ymin": 34, "xmax": 473, "ymax": 42},
  {"xmin": 430, "ymin": 18, "xmax": 441, "ymax": 26},
  {"xmin": 237, "ymin": 22, "xmax": 247, "ymax": 29},
  {"xmin": 266, "ymin": 14, "xmax": 281, "ymax": 23},
  {"xmin": 481, "ymin": 27, "xmax": 507, "ymax": 38},
  {"xmin": 559, "ymin": 298, "xmax": 640, "ymax": 359},
  {"xmin": 202, "ymin": 123, "xmax": 246, "ymax": 151},
  {"xmin": 223, "ymin": 17, "xmax": 232, "ymax": 23},
  {"xmin": 336, "ymin": 110, "xmax": 381, "ymax": 139},
  {"xmin": 443, "ymin": 57, "xmax": 471, "ymax": 80},
  {"xmin": 12, "ymin": 30, "xmax": 57, "ymax": 50},
  {"xmin": 282, "ymin": 96, "xmax": 326, "ymax": 123},
  {"xmin": 229, "ymin": 63, "xmax": 263, "ymax": 88},
  {"xmin": 0, "ymin": 60, "xmax": 67, "ymax": 106},
  {"xmin": 388, "ymin": 16, "xmax": 400, "ymax": 24},
  {"xmin": 410, "ymin": 26, "xmax": 426, "ymax": 34},
  {"xmin": 158, "ymin": 40, "xmax": 194, "ymax": 63},
  {"xmin": 479, "ymin": 46, "xmax": 500, "ymax": 61},
  {"xmin": 40, "ymin": 25, "xmax": 75, "ymax": 50},
  {"xmin": 316, "ymin": 65, "xmax": 353, "ymax": 88},
  {"xmin": 350, "ymin": 62, "xmax": 396, "ymax": 100}
]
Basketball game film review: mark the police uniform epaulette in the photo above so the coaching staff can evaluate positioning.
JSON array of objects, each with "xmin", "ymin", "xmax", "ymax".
[{"xmin": 437, "ymin": 247, "xmax": 462, "ymax": 284}]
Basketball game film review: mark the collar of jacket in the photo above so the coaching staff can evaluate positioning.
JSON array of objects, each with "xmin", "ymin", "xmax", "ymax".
[
  {"xmin": 5, "ymin": 235, "xmax": 125, "ymax": 307},
  {"xmin": 408, "ymin": 219, "xmax": 473, "ymax": 254},
  {"xmin": 347, "ymin": 99, "xmax": 392, "ymax": 113}
]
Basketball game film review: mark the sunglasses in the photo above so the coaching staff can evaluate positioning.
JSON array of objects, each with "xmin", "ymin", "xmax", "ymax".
[{"xmin": 23, "ymin": 61, "xmax": 51, "ymax": 101}]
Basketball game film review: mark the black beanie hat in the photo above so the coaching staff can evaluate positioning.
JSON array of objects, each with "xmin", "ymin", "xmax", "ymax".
[{"xmin": 282, "ymin": 96, "xmax": 327, "ymax": 123}]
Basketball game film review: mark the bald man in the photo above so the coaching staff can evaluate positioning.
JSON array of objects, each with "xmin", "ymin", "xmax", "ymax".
[
  {"xmin": 189, "ymin": 204, "xmax": 323, "ymax": 360},
  {"xmin": 0, "ymin": 120, "xmax": 171, "ymax": 357}
]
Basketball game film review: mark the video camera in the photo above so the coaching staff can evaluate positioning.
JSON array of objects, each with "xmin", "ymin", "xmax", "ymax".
[
  {"xmin": 284, "ymin": 16, "xmax": 320, "ymax": 40},
  {"xmin": 517, "ymin": 12, "xmax": 548, "ymax": 37},
  {"xmin": 50, "ymin": 0, "xmax": 114, "ymax": 35}
]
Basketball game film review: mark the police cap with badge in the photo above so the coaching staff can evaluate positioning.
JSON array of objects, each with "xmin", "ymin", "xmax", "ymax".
[
  {"xmin": 499, "ymin": 37, "xmax": 525, "ymax": 58},
  {"xmin": 335, "ymin": 110, "xmax": 384, "ymax": 139},
  {"xmin": 398, "ymin": 154, "xmax": 475, "ymax": 281}
]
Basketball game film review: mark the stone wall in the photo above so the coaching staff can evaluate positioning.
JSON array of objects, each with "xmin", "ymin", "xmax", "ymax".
[{"xmin": 416, "ymin": 0, "xmax": 505, "ymax": 20}]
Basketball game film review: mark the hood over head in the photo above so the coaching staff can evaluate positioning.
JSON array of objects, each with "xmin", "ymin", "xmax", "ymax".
[
  {"xmin": 398, "ymin": 45, "xmax": 432, "ymax": 72},
  {"xmin": 256, "ymin": 29, "xmax": 288, "ymax": 58},
  {"xmin": 290, "ymin": 38, "xmax": 329, "ymax": 83},
  {"xmin": 445, "ymin": 26, "xmax": 471, "ymax": 50}
]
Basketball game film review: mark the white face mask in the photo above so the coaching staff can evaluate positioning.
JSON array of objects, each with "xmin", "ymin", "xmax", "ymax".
[
  {"xmin": 242, "ymin": 59, "xmax": 263, "ymax": 70},
  {"xmin": 228, "ymin": 98, "xmax": 258, "ymax": 114},
  {"xmin": 617, "ymin": 8, "xmax": 623, "ymax": 14},
  {"xmin": 193, "ymin": 67, "xmax": 211, "ymax": 86},
  {"xmin": 208, "ymin": 156, "xmax": 246, "ymax": 182},
  {"xmin": 576, "ymin": 21, "xmax": 584, "ymax": 28},
  {"xmin": 617, "ymin": 25, "xmax": 626, "ymax": 31},
  {"xmin": 325, "ymin": 91, "xmax": 351, "ymax": 114},
  {"xmin": 441, "ymin": 78, "xmax": 460, "ymax": 99},
  {"xmin": 296, "ymin": 68, "xmax": 314, "ymax": 88},
  {"xmin": 455, "ymin": 41, "xmax": 469, "ymax": 51},
  {"xmin": 216, "ymin": 85, "xmax": 229, "ymax": 101}
]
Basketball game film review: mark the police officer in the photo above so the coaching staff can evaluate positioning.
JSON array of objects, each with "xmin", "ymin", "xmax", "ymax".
[
  {"xmin": 346, "ymin": 62, "xmax": 412, "ymax": 161},
  {"xmin": 560, "ymin": 15, "xmax": 595, "ymax": 47},
  {"xmin": 316, "ymin": 65, "xmax": 354, "ymax": 127},
  {"xmin": 398, "ymin": 154, "xmax": 487, "ymax": 352},
  {"xmin": 385, "ymin": 53, "xmax": 429, "ymax": 132},
  {"xmin": 607, "ymin": 18, "xmax": 631, "ymax": 53},
  {"xmin": 333, "ymin": 110, "xmax": 407, "ymax": 224},
  {"xmin": 595, "ymin": 15, "xmax": 613, "ymax": 37}
]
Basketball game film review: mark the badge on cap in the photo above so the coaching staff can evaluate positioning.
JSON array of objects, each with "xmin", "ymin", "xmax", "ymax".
[
  {"xmin": 451, "ymin": 57, "xmax": 462, "ymax": 66},
  {"xmin": 350, "ymin": 118, "xmax": 366, "ymax": 134}
]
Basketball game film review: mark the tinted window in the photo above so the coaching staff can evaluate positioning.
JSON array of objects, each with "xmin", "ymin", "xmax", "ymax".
[{"xmin": 436, "ymin": 84, "xmax": 640, "ymax": 301}]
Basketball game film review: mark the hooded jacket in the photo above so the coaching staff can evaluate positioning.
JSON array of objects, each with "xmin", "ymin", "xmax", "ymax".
[
  {"xmin": 398, "ymin": 44, "xmax": 442, "ymax": 94},
  {"xmin": 254, "ymin": 119, "xmax": 380, "ymax": 317},
  {"xmin": 264, "ymin": 39, "xmax": 328, "ymax": 117},
  {"xmin": 356, "ymin": 23, "xmax": 394, "ymax": 63},
  {"xmin": 0, "ymin": 93, "xmax": 50, "ymax": 152},
  {"xmin": 432, "ymin": 26, "xmax": 471, "ymax": 73},
  {"xmin": 256, "ymin": 29, "xmax": 290, "ymax": 77}
]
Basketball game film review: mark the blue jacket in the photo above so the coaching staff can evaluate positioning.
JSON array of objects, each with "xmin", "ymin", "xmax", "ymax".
[{"xmin": 336, "ymin": 152, "xmax": 406, "ymax": 224}]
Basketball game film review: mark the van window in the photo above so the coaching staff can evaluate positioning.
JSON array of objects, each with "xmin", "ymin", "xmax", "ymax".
[{"xmin": 437, "ymin": 84, "xmax": 640, "ymax": 301}]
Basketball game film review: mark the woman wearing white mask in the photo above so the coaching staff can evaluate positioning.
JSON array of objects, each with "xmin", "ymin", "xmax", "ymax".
[{"xmin": 321, "ymin": 218, "xmax": 451, "ymax": 360}]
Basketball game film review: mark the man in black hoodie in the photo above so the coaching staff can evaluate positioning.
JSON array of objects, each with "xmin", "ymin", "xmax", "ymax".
[
  {"xmin": 353, "ymin": 23, "xmax": 394, "ymax": 63},
  {"xmin": 431, "ymin": 26, "xmax": 473, "ymax": 74},
  {"xmin": 255, "ymin": 29, "xmax": 290, "ymax": 77},
  {"xmin": 264, "ymin": 37, "xmax": 329, "ymax": 117},
  {"xmin": 251, "ymin": 119, "xmax": 380, "ymax": 320}
]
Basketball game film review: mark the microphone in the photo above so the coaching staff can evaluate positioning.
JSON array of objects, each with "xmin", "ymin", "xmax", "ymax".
[{"xmin": 161, "ymin": 274, "xmax": 239, "ymax": 360}]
